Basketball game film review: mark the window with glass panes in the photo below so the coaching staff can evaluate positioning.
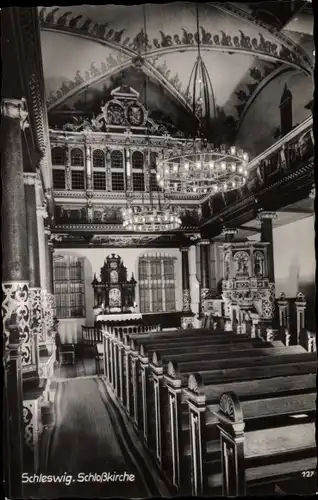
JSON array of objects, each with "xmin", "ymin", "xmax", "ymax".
[
  {"xmin": 53, "ymin": 255, "xmax": 85, "ymax": 318},
  {"xmin": 138, "ymin": 255, "xmax": 176, "ymax": 313},
  {"xmin": 53, "ymin": 169, "xmax": 66, "ymax": 189},
  {"xmin": 70, "ymin": 148, "xmax": 85, "ymax": 190},
  {"xmin": 132, "ymin": 151, "xmax": 145, "ymax": 192},
  {"xmin": 93, "ymin": 149, "xmax": 107, "ymax": 190},
  {"xmin": 52, "ymin": 146, "xmax": 66, "ymax": 189},
  {"xmin": 111, "ymin": 150, "xmax": 125, "ymax": 191}
]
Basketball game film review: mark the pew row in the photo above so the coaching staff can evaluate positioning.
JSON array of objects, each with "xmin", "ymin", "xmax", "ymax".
[
  {"xmin": 182, "ymin": 356, "xmax": 316, "ymax": 496},
  {"xmin": 215, "ymin": 388, "xmax": 316, "ymax": 495}
]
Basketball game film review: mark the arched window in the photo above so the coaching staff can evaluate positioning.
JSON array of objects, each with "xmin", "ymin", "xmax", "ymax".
[
  {"xmin": 51, "ymin": 147, "xmax": 65, "ymax": 165},
  {"xmin": 132, "ymin": 151, "xmax": 145, "ymax": 191},
  {"xmin": 71, "ymin": 148, "xmax": 84, "ymax": 166},
  {"xmin": 139, "ymin": 254, "xmax": 176, "ymax": 313},
  {"xmin": 93, "ymin": 149, "xmax": 106, "ymax": 190},
  {"xmin": 111, "ymin": 150, "xmax": 125, "ymax": 191},
  {"xmin": 93, "ymin": 149, "xmax": 105, "ymax": 169},
  {"xmin": 132, "ymin": 151, "xmax": 144, "ymax": 169},
  {"xmin": 111, "ymin": 150, "xmax": 123, "ymax": 169}
]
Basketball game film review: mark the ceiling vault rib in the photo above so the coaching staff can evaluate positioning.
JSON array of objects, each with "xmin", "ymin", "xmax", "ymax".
[
  {"xmin": 43, "ymin": 23, "xmax": 312, "ymax": 74},
  {"xmin": 235, "ymin": 66, "xmax": 294, "ymax": 133},
  {"xmin": 211, "ymin": 2, "xmax": 314, "ymax": 74}
]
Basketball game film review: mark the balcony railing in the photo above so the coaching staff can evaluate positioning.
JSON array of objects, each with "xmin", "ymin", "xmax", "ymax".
[{"xmin": 248, "ymin": 116, "xmax": 313, "ymax": 181}]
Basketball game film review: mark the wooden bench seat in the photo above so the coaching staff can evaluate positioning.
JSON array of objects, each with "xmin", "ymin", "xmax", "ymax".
[
  {"xmin": 215, "ymin": 389, "xmax": 316, "ymax": 496},
  {"xmin": 165, "ymin": 352, "xmax": 316, "ymax": 494}
]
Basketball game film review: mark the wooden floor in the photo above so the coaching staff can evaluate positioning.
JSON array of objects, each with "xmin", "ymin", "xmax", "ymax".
[
  {"xmin": 53, "ymin": 345, "xmax": 98, "ymax": 379},
  {"xmin": 24, "ymin": 346, "xmax": 168, "ymax": 498}
]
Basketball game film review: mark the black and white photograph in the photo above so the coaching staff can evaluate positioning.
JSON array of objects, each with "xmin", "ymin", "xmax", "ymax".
[{"xmin": 1, "ymin": 1, "xmax": 316, "ymax": 498}]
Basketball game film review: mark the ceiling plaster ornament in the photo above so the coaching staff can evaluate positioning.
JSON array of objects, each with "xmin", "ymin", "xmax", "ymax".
[{"xmin": 40, "ymin": 7, "xmax": 312, "ymax": 75}]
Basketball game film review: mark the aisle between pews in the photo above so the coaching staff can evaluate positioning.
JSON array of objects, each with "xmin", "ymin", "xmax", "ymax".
[{"xmin": 35, "ymin": 378, "xmax": 169, "ymax": 498}]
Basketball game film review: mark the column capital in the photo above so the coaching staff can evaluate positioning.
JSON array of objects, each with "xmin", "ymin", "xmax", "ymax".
[
  {"xmin": 197, "ymin": 239, "xmax": 210, "ymax": 246},
  {"xmin": 221, "ymin": 227, "xmax": 238, "ymax": 236},
  {"xmin": 23, "ymin": 172, "xmax": 37, "ymax": 186},
  {"xmin": 257, "ymin": 210, "xmax": 277, "ymax": 221},
  {"xmin": 36, "ymin": 204, "xmax": 48, "ymax": 218},
  {"xmin": 180, "ymin": 246, "xmax": 190, "ymax": 252},
  {"xmin": 1, "ymin": 97, "xmax": 29, "ymax": 130},
  {"xmin": 309, "ymin": 183, "xmax": 315, "ymax": 200}
]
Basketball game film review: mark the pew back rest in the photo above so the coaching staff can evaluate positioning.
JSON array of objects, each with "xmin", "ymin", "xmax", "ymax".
[
  {"xmin": 199, "ymin": 359, "xmax": 317, "ymax": 387},
  {"xmin": 240, "ymin": 391, "xmax": 316, "ymax": 420},
  {"xmin": 204, "ymin": 372, "xmax": 317, "ymax": 405},
  {"xmin": 131, "ymin": 331, "xmax": 248, "ymax": 346},
  {"xmin": 171, "ymin": 345, "xmax": 309, "ymax": 373}
]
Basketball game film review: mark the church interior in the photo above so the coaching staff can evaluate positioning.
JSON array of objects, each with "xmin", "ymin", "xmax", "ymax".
[{"xmin": 1, "ymin": 2, "xmax": 316, "ymax": 497}]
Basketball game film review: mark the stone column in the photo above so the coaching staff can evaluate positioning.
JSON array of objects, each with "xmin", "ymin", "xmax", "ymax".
[
  {"xmin": 1, "ymin": 98, "xmax": 35, "ymax": 373},
  {"xmin": 85, "ymin": 145, "xmax": 92, "ymax": 190},
  {"xmin": 180, "ymin": 246, "xmax": 191, "ymax": 312},
  {"xmin": 258, "ymin": 210, "xmax": 277, "ymax": 282},
  {"xmin": 44, "ymin": 225, "xmax": 54, "ymax": 294},
  {"xmin": 198, "ymin": 239, "xmax": 210, "ymax": 314},
  {"xmin": 258, "ymin": 211, "xmax": 277, "ymax": 323},
  {"xmin": 5, "ymin": 324, "xmax": 24, "ymax": 498},
  {"xmin": 24, "ymin": 173, "xmax": 42, "ymax": 372}
]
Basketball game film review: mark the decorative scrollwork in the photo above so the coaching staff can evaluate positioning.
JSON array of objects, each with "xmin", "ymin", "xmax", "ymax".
[
  {"xmin": 2, "ymin": 282, "xmax": 32, "ymax": 366},
  {"xmin": 23, "ymin": 403, "xmax": 34, "ymax": 450},
  {"xmin": 219, "ymin": 392, "xmax": 243, "ymax": 422}
]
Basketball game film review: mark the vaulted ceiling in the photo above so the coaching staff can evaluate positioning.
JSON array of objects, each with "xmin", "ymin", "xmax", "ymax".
[{"xmin": 39, "ymin": 2, "xmax": 314, "ymax": 156}]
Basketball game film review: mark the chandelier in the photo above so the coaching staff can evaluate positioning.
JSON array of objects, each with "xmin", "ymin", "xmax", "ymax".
[
  {"xmin": 155, "ymin": 4, "xmax": 250, "ymax": 196},
  {"xmin": 122, "ymin": 195, "xmax": 182, "ymax": 232},
  {"xmin": 156, "ymin": 142, "xmax": 249, "ymax": 195}
]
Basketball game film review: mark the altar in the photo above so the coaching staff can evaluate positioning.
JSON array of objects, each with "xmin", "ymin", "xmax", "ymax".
[{"xmin": 96, "ymin": 313, "xmax": 142, "ymax": 322}]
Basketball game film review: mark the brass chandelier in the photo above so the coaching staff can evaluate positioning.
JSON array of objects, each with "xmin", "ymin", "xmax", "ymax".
[
  {"xmin": 156, "ymin": 4, "xmax": 250, "ymax": 196},
  {"xmin": 122, "ymin": 194, "xmax": 182, "ymax": 232},
  {"xmin": 156, "ymin": 142, "xmax": 249, "ymax": 195}
]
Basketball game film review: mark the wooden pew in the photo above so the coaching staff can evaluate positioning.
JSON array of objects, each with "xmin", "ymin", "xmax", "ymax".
[
  {"xmin": 182, "ymin": 356, "xmax": 316, "ymax": 496},
  {"xmin": 137, "ymin": 339, "xmax": 271, "ymax": 449},
  {"xmin": 107, "ymin": 331, "xmax": 261, "ymax": 449},
  {"xmin": 107, "ymin": 330, "xmax": 249, "ymax": 406},
  {"xmin": 146, "ymin": 343, "xmax": 297, "ymax": 481},
  {"xmin": 127, "ymin": 334, "xmax": 265, "ymax": 436},
  {"xmin": 215, "ymin": 388, "xmax": 316, "ymax": 496},
  {"xmin": 162, "ymin": 348, "xmax": 315, "ymax": 493}
]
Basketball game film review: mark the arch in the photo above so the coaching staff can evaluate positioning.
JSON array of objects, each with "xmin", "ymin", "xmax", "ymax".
[
  {"xmin": 132, "ymin": 150, "xmax": 144, "ymax": 169},
  {"xmin": 70, "ymin": 148, "xmax": 84, "ymax": 166},
  {"xmin": 51, "ymin": 146, "xmax": 65, "ymax": 165},
  {"xmin": 111, "ymin": 150, "xmax": 124, "ymax": 169},
  {"xmin": 93, "ymin": 149, "xmax": 105, "ymax": 168}
]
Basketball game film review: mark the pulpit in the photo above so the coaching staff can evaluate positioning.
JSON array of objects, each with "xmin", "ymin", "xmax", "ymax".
[
  {"xmin": 92, "ymin": 254, "xmax": 137, "ymax": 314},
  {"xmin": 221, "ymin": 241, "xmax": 275, "ymax": 321}
]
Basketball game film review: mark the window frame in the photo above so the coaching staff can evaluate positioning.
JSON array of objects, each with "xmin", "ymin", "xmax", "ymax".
[
  {"xmin": 138, "ymin": 255, "xmax": 176, "ymax": 313},
  {"xmin": 53, "ymin": 255, "xmax": 86, "ymax": 319}
]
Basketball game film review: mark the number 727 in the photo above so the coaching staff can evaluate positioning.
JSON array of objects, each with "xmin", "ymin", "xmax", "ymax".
[{"xmin": 302, "ymin": 471, "xmax": 315, "ymax": 477}]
